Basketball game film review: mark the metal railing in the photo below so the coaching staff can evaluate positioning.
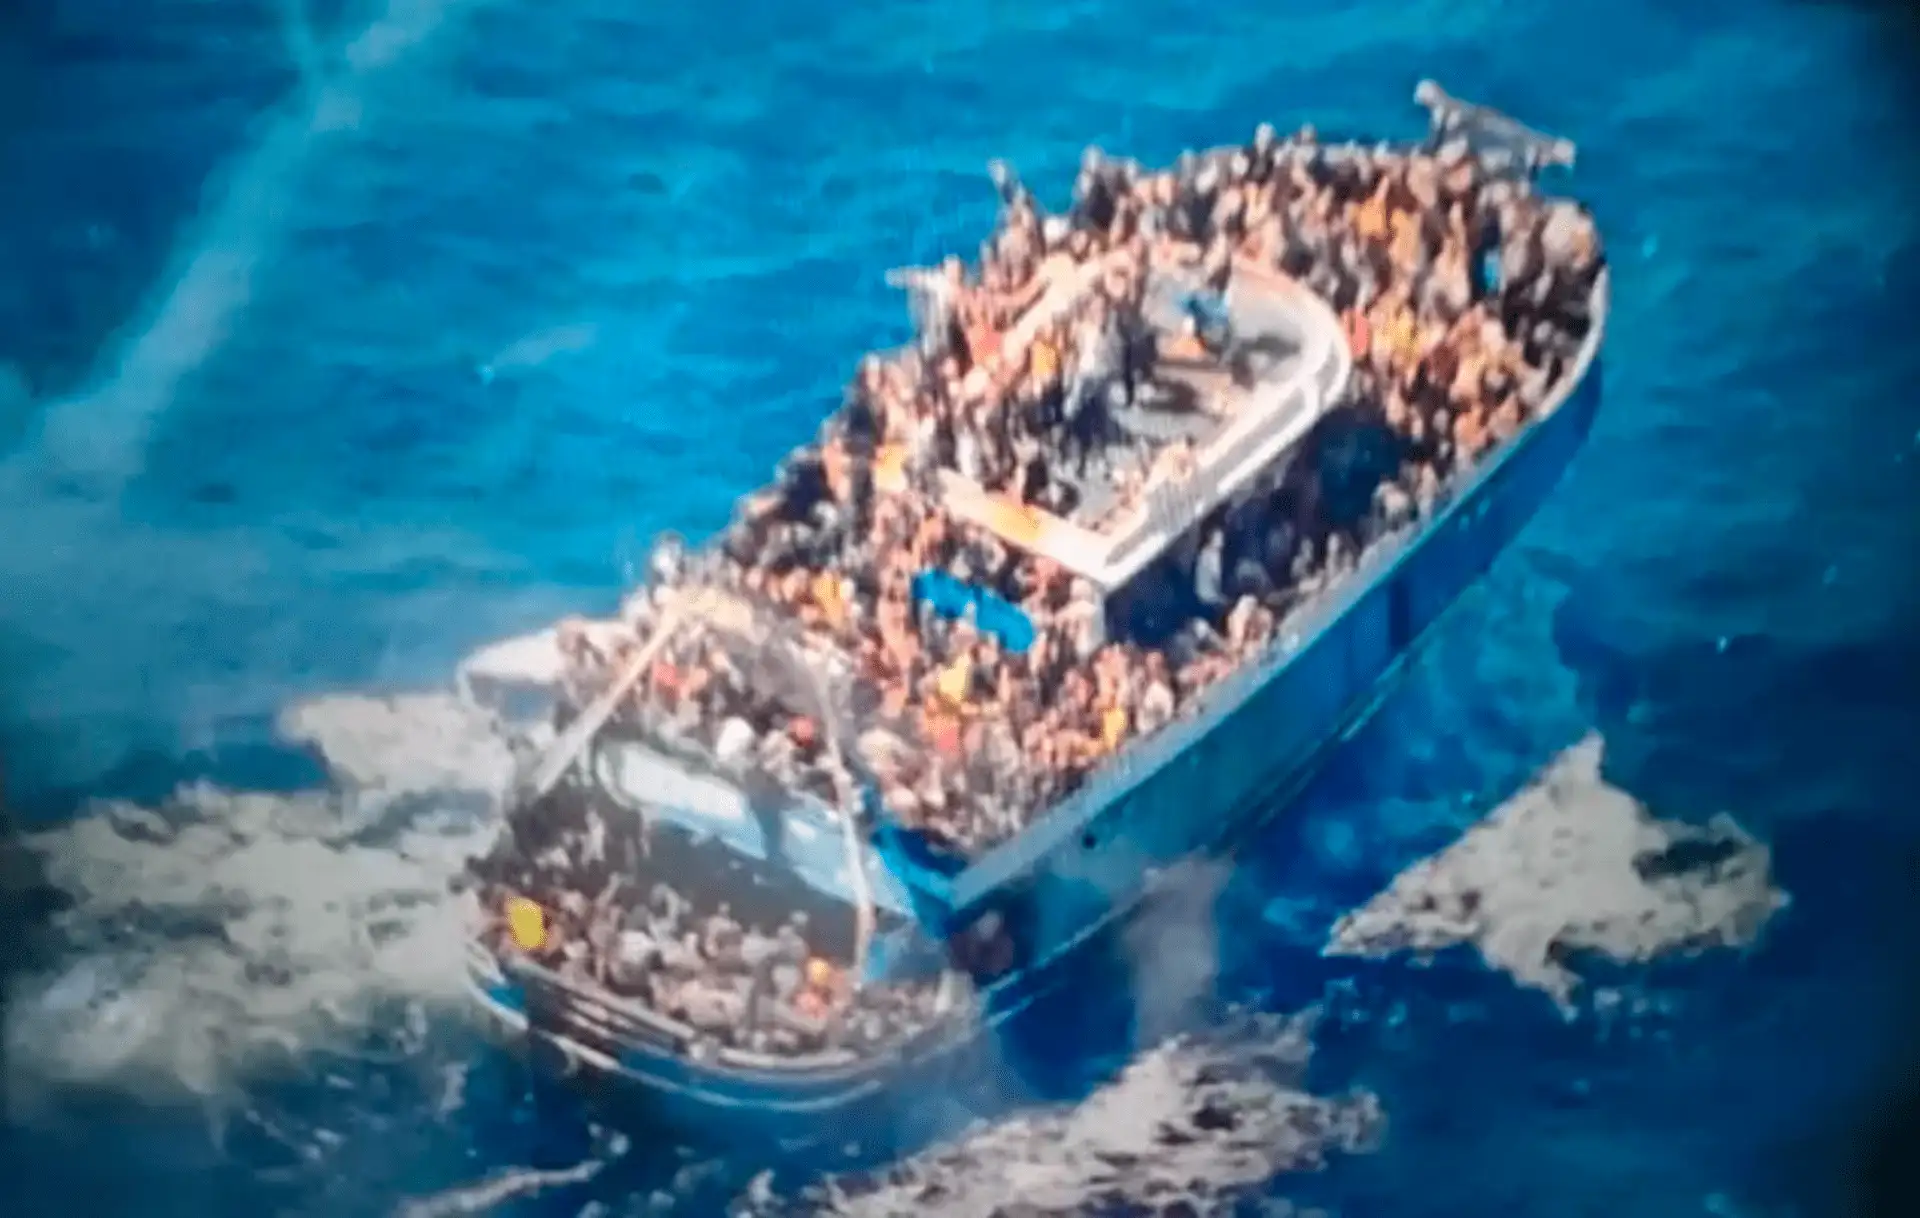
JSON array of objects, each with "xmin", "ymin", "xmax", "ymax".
[
  {"xmin": 1414, "ymin": 79, "xmax": 1576, "ymax": 177},
  {"xmin": 1103, "ymin": 315, "xmax": 1351, "ymax": 583}
]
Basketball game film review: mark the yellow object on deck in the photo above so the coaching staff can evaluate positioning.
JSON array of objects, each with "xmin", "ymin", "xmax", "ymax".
[
  {"xmin": 812, "ymin": 571, "xmax": 845, "ymax": 625},
  {"xmin": 505, "ymin": 896, "xmax": 547, "ymax": 952},
  {"xmin": 1354, "ymin": 191, "xmax": 1390, "ymax": 243},
  {"xmin": 805, "ymin": 957, "xmax": 835, "ymax": 989},
  {"xmin": 935, "ymin": 656, "xmax": 973, "ymax": 706},
  {"xmin": 981, "ymin": 494, "xmax": 1045, "ymax": 546},
  {"xmin": 1100, "ymin": 705, "xmax": 1129, "ymax": 751},
  {"xmin": 1381, "ymin": 309, "xmax": 1420, "ymax": 365},
  {"xmin": 1030, "ymin": 339, "xmax": 1060, "ymax": 383},
  {"xmin": 873, "ymin": 444, "xmax": 907, "ymax": 493}
]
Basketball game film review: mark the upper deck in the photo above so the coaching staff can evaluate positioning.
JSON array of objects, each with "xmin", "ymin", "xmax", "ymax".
[{"xmin": 905, "ymin": 259, "xmax": 1351, "ymax": 594}]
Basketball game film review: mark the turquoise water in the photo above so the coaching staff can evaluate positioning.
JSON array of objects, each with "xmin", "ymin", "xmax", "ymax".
[{"xmin": 4, "ymin": 0, "xmax": 1919, "ymax": 1213}]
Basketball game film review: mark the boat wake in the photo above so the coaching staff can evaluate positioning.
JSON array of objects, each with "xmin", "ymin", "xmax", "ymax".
[
  {"xmin": 24, "ymin": 0, "xmax": 474, "ymax": 490},
  {"xmin": 7, "ymin": 678, "xmax": 1389, "ymax": 1214},
  {"xmin": 379, "ymin": 1007, "xmax": 1379, "ymax": 1218},
  {"xmin": 5, "ymin": 669, "xmax": 1787, "ymax": 1215},
  {"xmin": 742, "ymin": 1010, "xmax": 1381, "ymax": 1218},
  {"xmin": 3, "ymin": 692, "xmax": 511, "ymax": 1118},
  {"xmin": 0, "ymin": 0, "xmax": 488, "ymax": 806},
  {"xmin": 394, "ymin": 1158, "xmax": 609, "ymax": 1218}
]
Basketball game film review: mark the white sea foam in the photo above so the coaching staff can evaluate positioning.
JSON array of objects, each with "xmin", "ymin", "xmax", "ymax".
[
  {"xmin": 476, "ymin": 322, "xmax": 600, "ymax": 384},
  {"xmin": 385, "ymin": 1010, "xmax": 1376, "ymax": 1218},
  {"xmin": 1327, "ymin": 733, "xmax": 1791, "ymax": 1007},
  {"xmin": 5, "ymin": 659, "xmax": 1780, "ymax": 1218},
  {"xmin": 738, "ymin": 1010, "xmax": 1378, "ymax": 1218},
  {"xmin": 3, "ymin": 692, "xmax": 511, "ymax": 1117},
  {"xmin": 395, "ymin": 1158, "xmax": 609, "ymax": 1218}
]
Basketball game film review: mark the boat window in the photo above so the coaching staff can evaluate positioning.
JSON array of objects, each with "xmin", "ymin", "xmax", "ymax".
[
  {"xmin": 1106, "ymin": 546, "xmax": 1206, "ymax": 649},
  {"xmin": 1104, "ymin": 498, "xmax": 1232, "ymax": 649}
]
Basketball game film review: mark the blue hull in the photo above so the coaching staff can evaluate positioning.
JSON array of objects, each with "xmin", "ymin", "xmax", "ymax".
[{"xmin": 472, "ymin": 280, "xmax": 1609, "ymax": 1155}]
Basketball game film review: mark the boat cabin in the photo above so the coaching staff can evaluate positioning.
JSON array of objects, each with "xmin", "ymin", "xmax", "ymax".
[{"xmin": 886, "ymin": 256, "xmax": 1350, "ymax": 656}]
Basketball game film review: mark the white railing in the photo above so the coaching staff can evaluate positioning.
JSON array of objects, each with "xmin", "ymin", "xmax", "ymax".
[{"xmin": 1096, "ymin": 301, "xmax": 1351, "ymax": 588}]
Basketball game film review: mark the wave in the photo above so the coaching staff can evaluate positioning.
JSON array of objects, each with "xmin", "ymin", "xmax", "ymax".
[
  {"xmin": 749, "ymin": 1009, "xmax": 1381, "ymax": 1218},
  {"xmin": 3, "ymin": 691, "xmax": 513, "ymax": 1117}
]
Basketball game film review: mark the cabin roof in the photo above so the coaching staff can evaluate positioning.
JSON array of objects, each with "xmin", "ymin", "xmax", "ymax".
[
  {"xmin": 885, "ymin": 262, "xmax": 1350, "ymax": 596},
  {"xmin": 589, "ymin": 734, "xmax": 921, "ymax": 920}
]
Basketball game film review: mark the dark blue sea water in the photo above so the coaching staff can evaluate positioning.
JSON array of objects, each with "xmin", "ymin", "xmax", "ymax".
[{"xmin": 4, "ymin": 0, "xmax": 1919, "ymax": 1214}]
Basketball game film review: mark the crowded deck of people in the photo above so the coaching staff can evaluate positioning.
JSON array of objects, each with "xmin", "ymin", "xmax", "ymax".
[
  {"xmin": 467, "ymin": 781, "xmax": 959, "ymax": 1060},
  {"xmin": 466, "ymin": 94, "xmax": 1605, "ymax": 1061}
]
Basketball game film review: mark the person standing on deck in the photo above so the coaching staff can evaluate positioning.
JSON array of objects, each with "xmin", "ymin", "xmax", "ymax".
[
  {"xmin": 1194, "ymin": 519, "xmax": 1228, "ymax": 614},
  {"xmin": 1064, "ymin": 303, "xmax": 1123, "ymax": 475},
  {"xmin": 1071, "ymin": 146, "xmax": 1119, "ymax": 235}
]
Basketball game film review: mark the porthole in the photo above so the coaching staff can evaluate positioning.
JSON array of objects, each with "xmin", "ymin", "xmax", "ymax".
[{"xmin": 1081, "ymin": 830, "xmax": 1099, "ymax": 851}]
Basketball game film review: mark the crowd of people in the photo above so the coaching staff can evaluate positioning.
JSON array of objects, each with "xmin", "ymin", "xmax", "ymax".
[
  {"xmin": 471, "ymin": 120, "xmax": 1604, "ymax": 1058},
  {"xmin": 565, "ymin": 123, "xmax": 1602, "ymax": 858},
  {"xmin": 469, "ymin": 783, "xmax": 957, "ymax": 1058}
]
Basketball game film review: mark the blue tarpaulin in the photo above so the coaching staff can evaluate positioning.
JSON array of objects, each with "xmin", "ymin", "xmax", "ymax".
[{"xmin": 911, "ymin": 569, "xmax": 1037, "ymax": 652}]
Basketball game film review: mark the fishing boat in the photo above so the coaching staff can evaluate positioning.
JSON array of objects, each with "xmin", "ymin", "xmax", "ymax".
[{"xmin": 460, "ymin": 81, "xmax": 1608, "ymax": 1153}]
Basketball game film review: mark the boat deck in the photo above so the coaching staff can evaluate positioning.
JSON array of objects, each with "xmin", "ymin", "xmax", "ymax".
[
  {"xmin": 462, "ymin": 80, "xmax": 1609, "ymax": 1108},
  {"xmin": 922, "ymin": 258, "xmax": 1347, "ymax": 593},
  {"xmin": 482, "ymin": 81, "xmax": 1604, "ymax": 897}
]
